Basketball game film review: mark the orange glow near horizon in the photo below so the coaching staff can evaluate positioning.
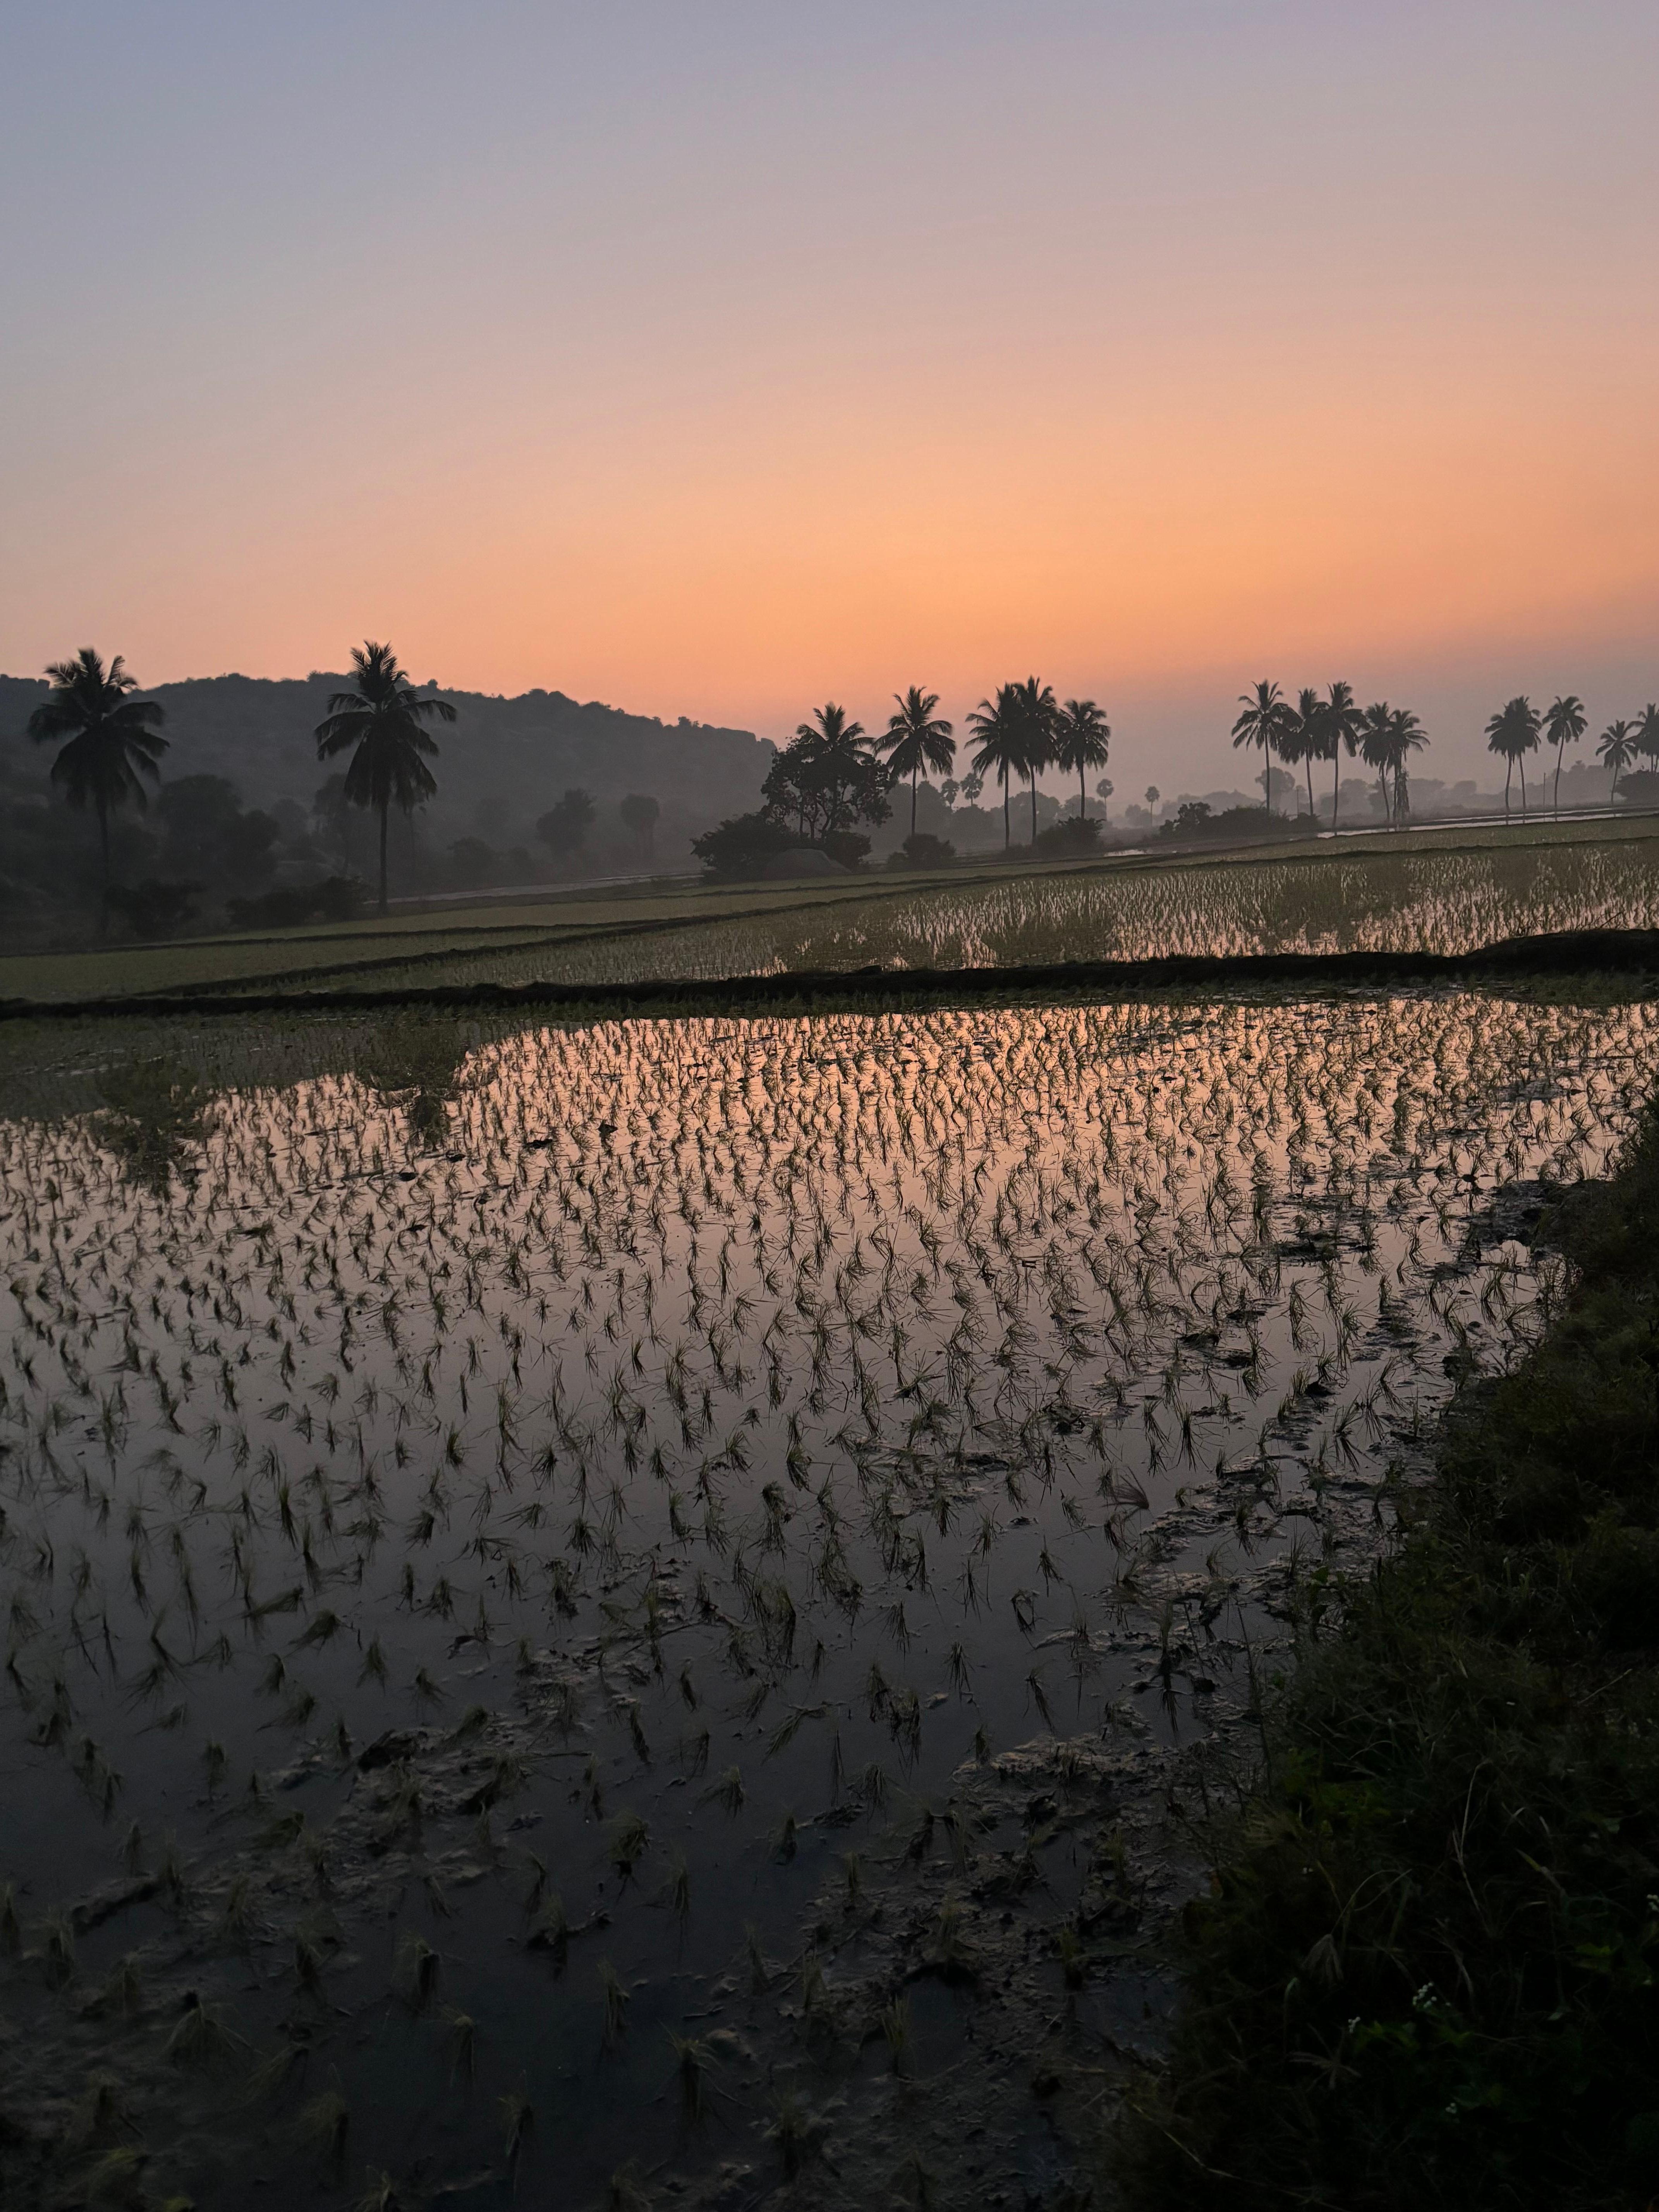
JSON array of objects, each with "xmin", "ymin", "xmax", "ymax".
[{"xmin": 3, "ymin": 5, "xmax": 1657, "ymax": 785}]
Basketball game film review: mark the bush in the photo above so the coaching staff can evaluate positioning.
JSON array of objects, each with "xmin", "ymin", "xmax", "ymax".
[
  {"xmin": 225, "ymin": 876, "xmax": 364, "ymax": 930},
  {"xmin": 1033, "ymin": 816, "xmax": 1103, "ymax": 859},
  {"xmin": 105, "ymin": 879, "xmax": 202, "ymax": 940},
  {"xmin": 1615, "ymin": 769, "xmax": 1659, "ymax": 808},
  {"xmin": 819, "ymin": 829, "xmax": 871, "ymax": 871},
  {"xmin": 690, "ymin": 812, "xmax": 797, "ymax": 881},
  {"xmin": 890, "ymin": 833, "xmax": 956, "ymax": 870}
]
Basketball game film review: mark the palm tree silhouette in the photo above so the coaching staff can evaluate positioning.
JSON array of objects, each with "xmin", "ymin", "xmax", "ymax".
[
  {"xmin": 1485, "ymin": 696, "xmax": 1541, "ymax": 822},
  {"xmin": 1052, "ymin": 699, "xmax": 1110, "ymax": 822},
  {"xmin": 967, "ymin": 686, "xmax": 1027, "ymax": 852},
  {"xmin": 1385, "ymin": 709, "xmax": 1427, "ymax": 823},
  {"xmin": 1542, "ymin": 696, "xmax": 1587, "ymax": 818},
  {"xmin": 1318, "ymin": 681, "xmax": 1363, "ymax": 829},
  {"xmin": 1283, "ymin": 689, "xmax": 1320, "ymax": 820},
  {"xmin": 879, "ymin": 689, "xmax": 955, "ymax": 839},
  {"xmin": 1358, "ymin": 702, "xmax": 1395, "ymax": 822},
  {"xmin": 314, "ymin": 643, "xmax": 456, "ymax": 912},
  {"xmin": 1008, "ymin": 677, "xmax": 1058, "ymax": 843},
  {"xmin": 1231, "ymin": 681, "xmax": 1295, "ymax": 815},
  {"xmin": 1636, "ymin": 704, "xmax": 1659, "ymax": 776},
  {"xmin": 1598, "ymin": 719, "xmax": 1636, "ymax": 799},
  {"xmin": 28, "ymin": 648, "xmax": 169, "ymax": 909}
]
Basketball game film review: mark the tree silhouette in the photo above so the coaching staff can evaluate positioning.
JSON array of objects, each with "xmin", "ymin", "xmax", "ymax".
[
  {"xmin": 539, "ymin": 788, "xmax": 597, "ymax": 860},
  {"xmin": 619, "ymin": 793, "xmax": 659, "ymax": 860},
  {"xmin": 27, "ymin": 648, "xmax": 168, "ymax": 907},
  {"xmin": 1484, "ymin": 696, "xmax": 1541, "ymax": 822},
  {"xmin": 1314, "ymin": 682, "xmax": 1363, "ymax": 830},
  {"xmin": 1231, "ymin": 681, "xmax": 1295, "ymax": 815},
  {"xmin": 1597, "ymin": 719, "xmax": 1636, "ymax": 799},
  {"xmin": 879, "ymin": 688, "xmax": 955, "ymax": 838},
  {"xmin": 1052, "ymin": 699, "xmax": 1110, "ymax": 822},
  {"xmin": 314, "ymin": 644, "xmax": 454, "ymax": 912},
  {"xmin": 966, "ymin": 685, "xmax": 1029, "ymax": 852},
  {"xmin": 763, "ymin": 704, "xmax": 888, "ymax": 843},
  {"xmin": 1543, "ymin": 695, "xmax": 1587, "ymax": 817},
  {"xmin": 1006, "ymin": 677, "xmax": 1058, "ymax": 844},
  {"xmin": 1636, "ymin": 704, "xmax": 1659, "ymax": 775},
  {"xmin": 1279, "ymin": 690, "xmax": 1319, "ymax": 820},
  {"xmin": 1357, "ymin": 702, "xmax": 1396, "ymax": 823},
  {"xmin": 1384, "ymin": 709, "xmax": 1427, "ymax": 823}
]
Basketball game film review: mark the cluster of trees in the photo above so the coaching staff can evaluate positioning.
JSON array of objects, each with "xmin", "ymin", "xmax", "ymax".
[
  {"xmin": 1234, "ymin": 678, "xmax": 1659, "ymax": 826},
  {"xmin": 1231, "ymin": 680, "xmax": 1428, "ymax": 828},
  {"xmin": 18, "ymin": 641, "xmax": 670, "ymax": 931},
  {"xmin": 695, "ymin": 678, "xmax": 1112, "ymax": 878},
  {"xmin": 1485, "ymin": 696, "xmax": 1659, "ymax": 816}
]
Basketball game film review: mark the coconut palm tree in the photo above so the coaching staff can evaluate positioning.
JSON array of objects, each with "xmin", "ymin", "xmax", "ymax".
[
  {"xmin": 1008, "ymin": 676, "xmax": 1058, "ymax": 843},
  {"xmin": 314, "ymin": 642, "xmax": 456, "ymax": 912},
  {"xmin": 1052, "ymin": 699, "xmax": 1110, "ymax": 821},
  {"xmin": 1598, "ymin": 718, "xmax": 1637, "ymax": 799},
  {"xmin": 1231, "ymin": 681, "xmax": 1294, "ymax": 814},
  {"xmin": 1382, "ymin": 708, "xmax": 1428, "ymax": 823},
  {"xmin": 1316, "ymin": 681, "xmax": 1363, "ymax": 830},
  {"xmin": 966, "ymin": 685, "xmax": 1028, "ymax": 852},
  {"xmin": 1357, "ymin": 702, "xmax": 1395, "ymax": 822},
  {"xmin": 28, "ymin": 649, "xmax": 169, "ymax": 909},
  {"xmin": 879, "ymin": 688, "xmax": 955, "ymax": 839},
  {"xmin": 1282, "ymin": 689, "xmax": 1320, "ymax": 820},
  {"xmin": 1485, "ymin": 695, "xmax": 1541, "ymax": 822},
  {"xmin": 1636, "ymin": 703, "xmax": 1659, "ymax": 775},
  {"xmin": 1543, "ymin": 695, "xmax": 1587, "ymax": 817}
]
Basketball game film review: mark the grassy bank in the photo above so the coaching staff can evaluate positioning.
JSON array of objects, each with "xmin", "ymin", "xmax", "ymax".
[{"xmin": 1120, "ymin": 1103, "xmax": 1659, "ymax": 2207}]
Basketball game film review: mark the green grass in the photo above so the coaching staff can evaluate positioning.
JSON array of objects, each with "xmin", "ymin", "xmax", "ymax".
[{"xmin": 1118, "ymin": 1101, "xmax": 1659, "ymax": 2210}]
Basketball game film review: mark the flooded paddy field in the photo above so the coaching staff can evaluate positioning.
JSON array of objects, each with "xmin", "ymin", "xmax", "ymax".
[
  {"xmin": 229, "ymin": 833, "xmax": 1659, "ymax": 998},
  {"xmin": 1, "ymin": 989, "xmax": 1656, "ymax": 2210}
]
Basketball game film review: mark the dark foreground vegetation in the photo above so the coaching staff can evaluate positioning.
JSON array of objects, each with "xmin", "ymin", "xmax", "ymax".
[{"xmin": 1120, "ymin": 1099, "xmax": 1659, "ymax": 2209}]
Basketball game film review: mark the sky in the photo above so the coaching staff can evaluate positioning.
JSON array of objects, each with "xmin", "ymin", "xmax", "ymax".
[{"xmin": 2, "ymin": 0, "xmax": 1657, "ymax": 795}]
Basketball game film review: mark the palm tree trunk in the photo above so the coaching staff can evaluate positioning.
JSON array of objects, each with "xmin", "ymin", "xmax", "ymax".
[
  {"xmin": 378, "ymin": 802, "xmax": 390, "ymax": 914},
  {"xmin": 1555, "ymin": 742, "xmax": 1564, "ymax": 818},
  {"xmin": 1079, "ymin": 766, "xmax": 1087, "ymax": 821},
  {"xmin": 1331, "ymin": 753, "xmax": 1341, "ymax": 831},
  {"xmin": 1504, "ymin": 760, "xmax": 1512, "ymax": 821},
  {"xmin": 1003, "ymin": 776, "xmax": 1011, "ymax": 851},
  {"xmin": 911, "ymin": 766, "xmax": 919, "ymax": 840},
  {"xmin": 1305, "ymin": 756, "xmax": 1315, "ymax": 821},
  {"xmin": 1029, "ymin": 774, "xmax": 1038, "ymax": 846},
  {"xmin": 1519, "ymin": 760, "xmax": 1527, "ymax": 819}
]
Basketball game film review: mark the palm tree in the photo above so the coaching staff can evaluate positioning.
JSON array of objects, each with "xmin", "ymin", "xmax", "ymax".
[
  {"xmin": 1052, "ymin": 699, "xmax": 1111, "ymax": 822},
  {"xmin": 1285, "ymin": 689, "xmax": 1321, "ymax": 819},
  {"xmin": 1484, "ymin": 695, "xmax": 1541, "ymax": 822},
  {"xmin": 879, "ymin": 688, "xmax": 955, "ymax": 839},
  {"xmin": 1009, "ymin": 676, "xmax": 1058, "ymax": 843},
  {"xmin": 1598, "ymin": 718, "xmax": 1637, "ymax": 799},
  {"xmin": 1231, "ymin": 681, "xmax": 1294, "ymax": 814},
  {"xmin": 1385, "ymin": 708, "xmax": 1427, "ymax": 823},
  {"xmin": 1317, "ymin": 681, "xmax": 1363, "ymax": 829},
  {"xmin": 1543, "ymin": 695, "xmax": 1587, "ymax": 817},
  {"xmin": 1358, "ymin": 702, "xmax": 1395, "ymax": 822},
  {"xmin": 1636, "ymin": 703, "xmax": 1659, "ymax": 775},
  {"xmin": 314, "ymin": 642, "xmax": 456, "ymax": 912},
  {"xmin": 966, "ymin": 686, "xmax": 1028, "ymax": 852},
  {"xmin": 27, "ymin": 649, "xmax": 169, "ymax": 904}
]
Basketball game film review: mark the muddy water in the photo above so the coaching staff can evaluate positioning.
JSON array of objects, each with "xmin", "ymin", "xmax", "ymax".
[{"xmin": 0, "ymin": 993, "xmax": 1654, "ymax": 2209}]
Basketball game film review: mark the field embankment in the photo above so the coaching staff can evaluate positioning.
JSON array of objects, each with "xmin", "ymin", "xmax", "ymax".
[{"xmin": 1120, "ymin": 1099, "xmax": 1659, "ymax": 2209}]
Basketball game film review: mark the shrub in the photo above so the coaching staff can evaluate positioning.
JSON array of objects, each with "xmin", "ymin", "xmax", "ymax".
[
  {"xmin": 1033, "ymin": 817, "xmax": 1103, "ymax": 859},
  {"xmin": 105, "ymin": 879, "xmax": 202, "ymax": 939},
  {"xmin": 890, "ymin": 833, "xmax": 957, "ymax": 870},
  {"xmin": 226, "ymin": 876, "xmax": 365, "ymax": 930},
  {"xmin": 690, "ymin": 812, "xmax": 797, "ymax": 880}
]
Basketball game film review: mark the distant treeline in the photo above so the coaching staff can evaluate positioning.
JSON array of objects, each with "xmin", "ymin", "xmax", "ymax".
[{"xmin": 0, "ymin": 647, "xmax": 772, "ymax": 941}]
